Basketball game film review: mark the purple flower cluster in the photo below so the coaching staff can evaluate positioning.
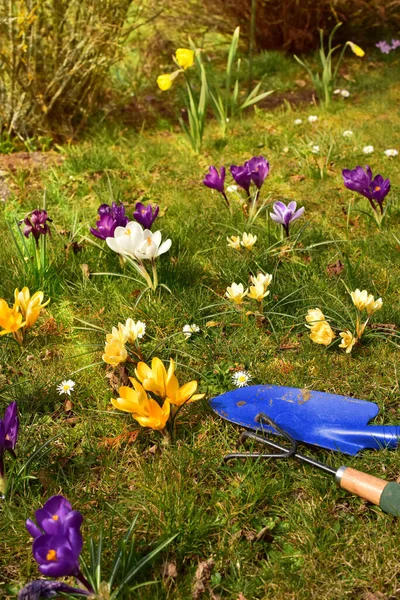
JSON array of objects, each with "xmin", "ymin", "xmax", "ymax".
[
  {"xmin": 0, "ymin": 401, "xmax": 19, "ymax": 490},
  {"xmin": 203, "ymin": 156, "xmax": 270, "ymax": 208},
  {"xmin": 26, "ymin": 496, "xmax": 83, "ymax": 578},
  {"xmin": 21, "ymin": 210, "xmax": 52, "ymax": 244},
  {"xmin": 90, "ymin": 201, "xmax": 159, "ymax": 240},
  {"xmin": 376, "ymin": 40, "xmax": 400, "ymax": 54},
  {"xmin": 342, "ymin": 165, "xmax": 390, "ymax": 214}
]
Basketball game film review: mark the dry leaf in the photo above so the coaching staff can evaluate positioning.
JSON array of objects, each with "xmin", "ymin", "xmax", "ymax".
[
  {"xmin": 326, "ymin": 259, "xmax": 344, "ymax": 277},
  {"xmin": 294, "ymin": 79, "xmax": 306, "ymax": 87},
  {"xmin": 277, "ymin": 359, "xmax": 294, "ymax": 374},
  {"xmin": 192, "ymin": 559, "xmax": 215, "ymax": 599},
  {"xmin": 206, "ymin": 321, "xmax": 221, "ymax": 328},
  {"xmin": 64, "ymin": 417, "xmax": 79, "ymax": 425},
  {"xmin": 362, "ymin": 592, "xmax": 387, "ymax": 600},
  {"xmin": 99, "ymin": 429, "xmax": 140, "ymax": 449},
  {"xmin": 290, "ymin": 174, "xmax": 306, "ymax": 183},
  {"xmin": 163, "ymin": 561, "xmax": 178, "ymax": 579},
  {"xmin": 237, "ymin": 594, "xmax": 248, "ymax": 600},
  {"xmin": 64, "ymin": 399, "xmax": 73, "ymax": 412},
  {"xmin": 80, "ymin": 263, "xmax": 90, "ymax": 278}
]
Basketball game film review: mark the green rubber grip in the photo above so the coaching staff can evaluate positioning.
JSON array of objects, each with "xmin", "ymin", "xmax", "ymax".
[{"xmin": 379, "ymin": 482, "xmax": 400, "ymax": 516}]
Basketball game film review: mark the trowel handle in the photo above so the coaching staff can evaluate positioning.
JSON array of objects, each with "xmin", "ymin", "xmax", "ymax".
[{"xmin": 336, "ymin": 466, "xmax": 400, "ymax": 516}]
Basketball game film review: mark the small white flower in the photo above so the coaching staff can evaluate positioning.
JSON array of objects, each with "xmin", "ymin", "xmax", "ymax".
[
  {"xmin": 283, "ymin": 146, "xmax": 289, "ymax": 153},
  {"xmin": 182, "ymin": 324, "xmax": 200, "ymax": 339},
  {"xmin": 363, "ymin": 145, "xmax": 374, "ymax": 154},
  {"xmin": 232, "ymin": 370, "xmax": 252, "ymax": 388},
  {"xmin": 312, "ymin": 145, "xmax": 320, "ymax": 154},
  {"xmin": 384, "ymin": 148, "xmax": 398, "ymax": 157},
  {"xmin": 227, "ymin": 185, "xmax": 238, "ymax": 193},
  {"xmin": 57, "ymin": 380, "xmax": 76, "ymax": 396},
  {"xmin": 333, "ymin": 89, "xmax": 341, "ymax": 95},
  {"xmin": 134, "ymin": 321, "xmax": 146, "ymax": 339},
  {"xmin": 341, "ymin": 90, "xmax": 350, "ymax": 98},
  {"xmin": 343, "ymin": 130, "xmax": 353, "ymax": 137},
  {"xmin": 308, "ymin": 115, "xmax": 318, "ymax": 123},
  {"xmin": 294, "ymin": 119, "xmax": 303, "ymax": 125}
]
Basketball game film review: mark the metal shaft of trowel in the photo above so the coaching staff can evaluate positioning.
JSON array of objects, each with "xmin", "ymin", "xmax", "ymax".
[{"xmin": 241, "ymin": 431, "xmax": 337, "ymax": 476}]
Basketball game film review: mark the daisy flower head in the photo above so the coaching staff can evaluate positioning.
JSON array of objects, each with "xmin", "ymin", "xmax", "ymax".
[
  {"xmin": 232, "ymin": 370, "xmax": 252, "ymax": 388},
  {"xmin": 311, "ymin": 145, "xmax": 320, "ymax": 154},
  {"xmin": 57, "ymin": 380, "xmax": 75, "ymax": 396},
  {"xmin": 182, "ymin": 323, "xmax": 200, "ymax": 339},
  {"xmin": 384, "ymin": 149, "xmax": 398, "ymax": 157},
  {"xmin": 294, "ymin": 119, "xmax": 303, "ymax": 125},
  {"xmin": 341, "ymin": 90, "xmax": 350, "ymax": 98},
  {"xmin": 227, "ymin": 185, "xmax": 238, "ymax": 193},
  {"xmin": 343, "ymin": 130, "xmax": 353, "ymax": 138},
  {"xmin": 363, "ymin": 145, "xmax": 374, "ymax": 154},
  {"xmin": 333, "ymin": 89, "xmax": 341, "ymax": 95},
  {"xmin": 308, "ymin": 115, "xmax": 318, "ymax": 123}
]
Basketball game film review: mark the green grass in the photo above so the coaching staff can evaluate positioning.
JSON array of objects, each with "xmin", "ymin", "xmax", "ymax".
[{"xmin": 1, "ymin": 56, "xmax": 400, "ymax": 600}]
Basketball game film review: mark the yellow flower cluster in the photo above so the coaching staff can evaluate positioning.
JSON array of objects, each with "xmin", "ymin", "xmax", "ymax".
[
  {"xmin": 227, "ymin": 232, "xmax": 257, "ymax": 251},
  {"xmin": 306, "ymin": 289, "xmax": 383, "ymax": 354},
  {"xmin": 226, "ymin": 273, "xmax": 272, "ymax": 305},
  {"xmin": 157, "ymin": 48, "xmax": 195, "ymax": 91},
  {"xmin": 111, "ymin": 357, "xmax": 205, "ymax": 431},
  {"xmin": 0, "ymin": 287, "xmax": 49, "ymax": 343},
  {"xmin": 102, "ymin": 318, "xmax": 146, "ymax": 367}
]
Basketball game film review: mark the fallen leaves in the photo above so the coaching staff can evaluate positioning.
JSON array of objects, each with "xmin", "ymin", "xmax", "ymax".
[
  {"xmin": 192, "ymin": 558, "xmax": 215, "ymax": 599},
  {"xmin": 326, "ymin": 259, "xmax": 344, "ymax": 277}
]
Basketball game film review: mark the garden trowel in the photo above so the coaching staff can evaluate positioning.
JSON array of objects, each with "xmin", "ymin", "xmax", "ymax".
[{"xmin": 210, "ymin": 385, "xmax": 400, "ymax": 516}]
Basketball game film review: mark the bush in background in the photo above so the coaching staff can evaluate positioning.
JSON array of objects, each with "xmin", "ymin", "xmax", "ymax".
[{"xmin": 0, "ymin": 0, "xmax": 135, "ymax": 138}]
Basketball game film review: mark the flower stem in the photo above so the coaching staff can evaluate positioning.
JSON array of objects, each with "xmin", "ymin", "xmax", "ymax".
[{"xmin": 75, "ymin": 571, "xmax": 95, "ymax": 594}]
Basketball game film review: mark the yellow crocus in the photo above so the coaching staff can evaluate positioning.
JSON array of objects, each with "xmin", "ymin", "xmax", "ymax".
[
  {"xmin": 240, "ymin": 232, "xmax": 257, "ymax": 250},
  {"xmin": 175, "ymin": 48, "xmax": 194, "ymax": 70},
  {"xmin": 106, "ymin": 323, "xmax": 128, "ymax": 344},
  {"xmin": 166, "ymin": 373, "xmax": 205, "ymax": 407},
  {"xmin": 135, "ymin": 356, "xmax": 175, "ymax": 399},
  {"xmin": 250, "ymin": 273, "xmax": 272, "ymax": 292},
  {"xmin": 339, "ymin": 330, "xmax": 356, "ymax": 354},
  {"xmin": 305, "ymin": 308, "xmax": 326, "ymax": 325},
  {"xmin": 309, "ymin": 321, "xmax": 336, "ymax": 346},
  {"xmin": 248, "ymin": 282, "xmax": 270, "ymax": 302},
  {"xmin": 365, "ymin": 296, "xmax": 383, "ymax": 316},
  {"xmin": 227, "ymin": 235, "xmax": 241, "ymax": 250},
  {"xmin": 0, "ymin": 299, "xmax": 25, "ymax": 336},
  {"xmin": 157, "ymin": 74, "xmax": 173, "ymax": 91},
  {"xmin": 347, "ymin": 41, "xmax": 365, "ymax": 57},
  {"xmin": 225, "ymin": 283, "xmax": 248, "ymax": 305},
  {"xmin": 350, "ymin": 289, "xmax": 370, "ymax": 311},
  {"xmin": 112, "ymin": 379, "xmax": 170, "ymax": 430},
  {"xmin": 102, "ymin": 338, "xmax": 128, "ymax": 366},
  {"xmin": 14, "ymin": 287, "xmax": 49, "ymax": 328}
]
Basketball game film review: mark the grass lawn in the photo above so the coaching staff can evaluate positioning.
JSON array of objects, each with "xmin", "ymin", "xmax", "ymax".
[{"xmin": 1, "ymin": 54, "xmax": 400, "ymax": 600}]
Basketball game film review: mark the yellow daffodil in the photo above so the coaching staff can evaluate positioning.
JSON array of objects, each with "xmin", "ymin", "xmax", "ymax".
[
  {"xmin": 240, "ymin": 232, "xmax": 257, "ymax": 250},
  {"xmin": 305, "ymin": 308, "xmax": 326, "ymax": 325},
  {"xmin": 225, "ymin": 283, "xmax": 248, "ymax": 305},
  {"xmin": 309, "ymin": 321, "xmax": 336, "ymax": 346},
  {"xmin": 339, "ymin": 330, "xmax": 356, "ymax": 354},
  {"xmin": 365, "ymin": 295, "xmax": 383, "ymax": 316},
  {"xmin": 175, "ymin": 48, "xmax": 194, "ymax": 70},
  {"xmin": 106, "ymin": 323, "xmax": 128, "ymax": 344},
  {"xmin": 14, "ymin": 287, "xmax": 49, "ymax": 329},
  {"xmin": 248, "ymin": 282, "xmax": 270, "ymax": 302},
  {"xmin": 112, "ymin": 379, "xmax": 170, "ymax": 430},
  {"xmin": 227, "ymin": 235, "xmax": 241, "ymax": 250},
  {"xmin": 135, "ymin": 356, "xmax": 175, "ymax": 399},
  {"xmin": 347, "ymin": 41, "xmax": 365, "ymax": 57},
  {"xmin": 166, "ymin": 372, "xmax": 205, "ymax": 407},
  {"xmin": 157, "ymin": 74, "xmax": 173, "ymax": 91},
  {"xmin": 102, "ymin": 338, "xmax": 128, "ymax": 366},
  {"xmin": 0, "ymin": 299, "xmax": 25, "ymax": 336},
  {"xmin": 250, "ymin": 273, "xmax": 272, "ymax": 292}
]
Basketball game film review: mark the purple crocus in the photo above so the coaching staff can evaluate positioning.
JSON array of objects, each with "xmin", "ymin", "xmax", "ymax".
[
  {"xmin": 26, "ymin": 495, "xmax": 83, "ymax": 540},
  {"xmin": 21, "ymin": 210, "xmax": 52, "ymax": 244},
  {"xmin": 230, "ymin": 164, "xmax": 252, "ymax": 197},
  {"xmin": 203, "ymin": 166, "xmax": 230, "ymax": 208},
  {"xmin": 270, "ymin": 201, "xmax": 305, "ymax": 236},
  {"xmin": 0, "ymin": 401, "xmax": 19, "ymax": 493},
  {"xmin": 342, "ymin": 165, "xmax": 390, "ymax": 214},
  {"xmin": 32, "ymin": 534, "xmax": 81, "ymax": 577},
  {"xmin": 376, "ymin": 41, "xmax": 392, "ymax": 54},
  {"xmin": 133, "ymin": 202, "xmax": 159, "ymax": 229},
  {"xmin": 246, "ymin": 156, "xmax": 270, "ymax": 189},
  {"xmin": 391, "ymin": 39, "xmax": 400, "ymax": 49},
  {"xmin": 18, "ymin": 580, "xmax": 91, "ymax": 600},
  {"xmin": 90, "ymin": 202, "xmax": 129, "ymax": 240}
]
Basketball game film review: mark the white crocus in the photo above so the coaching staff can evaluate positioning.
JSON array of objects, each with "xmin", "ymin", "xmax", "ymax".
[
  {"xmin": 135, "ymin": 229, "xmax": 172, "ymax": 260},
  {"xmin": 106, "ymin": 222, "xmax": 144, "ymax": 258}
]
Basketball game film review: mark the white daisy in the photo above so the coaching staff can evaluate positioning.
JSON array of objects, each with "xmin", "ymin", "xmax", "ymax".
[
  {"xmin": 57, "ymin": 380, "xmax": 75, "ymax": 396},
  {"xmin": 343, "ymin": 130, "xmax": 353, "ymax": 137},
  {"xmin": 311, "ymin": 145, "xmax": 320, "ymax": 154},
  {"xmin": 384, "ymin": 148, "xmax": 398, "ymax": 157},
  {"xmin": 134, "ymin": 321, "xmax": 146, "ymax": 339},
  {"xmin": 308, "ymin": 115, "xmax": 318, "ymax": 123},
  {"xmin": 232, "ymin": 370, "xmax": 252, "ymax": 388},
  {"xmin": 363, "ymin": 145, "xmax": 374, "ymax": 154},
  {"xmin": 294, "ymin": 119, "xmax": 303, "ymax": 125},
  {"xmin": 340, "ymin": 90, "xmax": 350, "ymax": 98},
  {"xmin": 182, "ymin": 324, "xmax": 200, "ymax": 339},
  {"xmin": 227, "ymin": 185, "xmax": 238, "ymax": 193},
  {"xmin": 333, "ymin": 89, "xmax": 341, "ymax": 95}
]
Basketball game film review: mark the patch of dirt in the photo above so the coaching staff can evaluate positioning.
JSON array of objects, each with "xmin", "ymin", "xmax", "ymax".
[
  {"xmin": 0, "ymin": 151, "xmax": 65, "ymax": 172},
  {"xmin": 258, "ymin": 88, "xmax": 316, "ymax": 110}
]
